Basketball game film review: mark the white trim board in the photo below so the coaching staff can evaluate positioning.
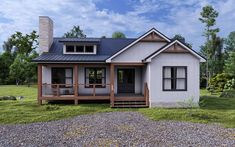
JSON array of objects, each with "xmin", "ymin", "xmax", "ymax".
[
  {"xmin": 106, "ymin": 28, "xmax": 171, "ymax": 62},
  {"xmin": 145, "ymin": 40, "xmax": 206, "ymax": 62}
]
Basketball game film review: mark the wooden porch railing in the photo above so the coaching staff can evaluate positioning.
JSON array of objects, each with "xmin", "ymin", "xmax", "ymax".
[
  {"xmin": 144, "ymin": 82, "xmax": 149, "ymax": 107},
  {"xmin": 42, "ymin": 83, "xmax": 110, "ymax": 97},
  {"xmin": 77, "ymin": 83, "xmax": 110, "ymax": 96},
  {"xmin": 42, "ymin": 84, "xmax": 75, "ymax": 97}
]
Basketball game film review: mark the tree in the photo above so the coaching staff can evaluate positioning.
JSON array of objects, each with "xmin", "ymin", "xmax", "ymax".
[
  {"xmin": 9, "ymin": 54, "xmax": 27, "ymax": 85},
  {"xmin": 172, "ymin": 34, "xmax": 192, "ymax": 48},
  {"xmin": 224, "ymin": 51, "xmax": 235, "ymax": 77},
  {"xmin": 63, "ymin": 26, "xmax": 86, "ymax": 38},
  {"xmin": 199, "ymin": 5, "xmax": 220, "ymax": 87},
  {"xmin": 0, "ymin": 52, "xmax": 15, "ymax": 84},
  {"xmin": 3, "ymin": 31, "xmax": 39, "ymax": 86},
  {"xmin": 112, "ymin": 31, "xmax": 126, "ymax": 38},
  {"xmin": 2, "ymin": 38, "xmax": 14, "ymax": 53},
  {"xmin": 224, "ymin": 31, "xmax": 235, "ymax": 56},
  {"xmin": 199, "ymin": 5, "xmax": 219, "ymax": 41},
  {"xmin": 10, "ymin": 30, "xmax": 38, "ymax": 56}
]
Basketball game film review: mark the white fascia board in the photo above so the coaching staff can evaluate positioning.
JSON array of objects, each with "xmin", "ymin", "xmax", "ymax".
[{"xmin": 145, "ymin": 40, "xmax": 206, "ymax": 62}]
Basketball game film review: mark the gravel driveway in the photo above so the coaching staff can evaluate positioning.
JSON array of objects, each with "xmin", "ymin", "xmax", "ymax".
[{"xmin": 0, "ymin": 112, "xmax": 234, "ymax": 147}]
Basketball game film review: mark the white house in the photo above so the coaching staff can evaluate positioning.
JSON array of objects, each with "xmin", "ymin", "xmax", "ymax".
[{"xmin": 33, "ymin": 16, "xmax": 206, "ymax": 108}]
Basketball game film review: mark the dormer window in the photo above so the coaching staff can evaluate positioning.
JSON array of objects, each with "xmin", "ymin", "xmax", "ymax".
[
  {"xmin": 66, "ymin": 45, "xmax": 75, "ymax": 52},
  {"xmin": 76, "ymin": 46, "xmax": 84, "ymax": 52},
  {"xmin": 64, "ymin": 44, "xmax": 97, "ymax": 54}
]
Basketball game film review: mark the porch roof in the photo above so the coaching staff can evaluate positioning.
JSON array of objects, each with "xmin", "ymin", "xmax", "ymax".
[{"xmin": 33, "ymin": 53, "xmax": 109, "ymax": 63}]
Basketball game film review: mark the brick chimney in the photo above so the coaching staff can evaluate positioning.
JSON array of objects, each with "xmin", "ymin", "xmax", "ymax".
[{"xmin": 39, "ymin": 16, "xmax": 53, "ymax": 53}]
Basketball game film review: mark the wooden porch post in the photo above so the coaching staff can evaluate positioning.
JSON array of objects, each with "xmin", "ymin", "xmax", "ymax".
[
  {"xmin": 74, "ymin": 64, "xmax": 78, "ymax": 105},
  {"xmin": 38, "ymin": 64, "xmax": 42, "ymax": 105},
  {"xmin": 110, "ymin": 64, "xmax": 115, "ymax": 107}
]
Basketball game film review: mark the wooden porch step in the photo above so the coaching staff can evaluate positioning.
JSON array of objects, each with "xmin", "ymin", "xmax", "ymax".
[
  {"xmin": 114, "ymin": 101, "xmax": 146, "ymax": 105},
  {"xmin": 112, "ymin": 105, "xmax": 148, "ymax": 108},
  {"xmin": 113, "ymin": 100, "xmax": 148, "ymax": 108},
  {"xmin": 114, "ymin": 97, "xmax": 145, "ymax": 101}
]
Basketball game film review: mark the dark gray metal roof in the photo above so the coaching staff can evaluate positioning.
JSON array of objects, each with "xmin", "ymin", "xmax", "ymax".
[
  {"xmin": 33, "ymin": 37, "xmax": 135, "ymax": 62},
  {"xmin": 34, "ymin": 53, "xmax": 109, "ymax": 62}
]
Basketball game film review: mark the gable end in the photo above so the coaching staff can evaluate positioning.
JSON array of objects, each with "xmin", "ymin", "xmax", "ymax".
[
  {"xmin": 140, "ymin": 32, "xmax": 168, "ymax": 42},
  {"xmin": 163, "ymin": 43, "xmax": 190, "ymax": 53},
  {"xmin": 106, "ymin": 28, "xmax": 171, "ymax": 62},
  {"xmin": 144, "ymin": 40, "xmax": 206, "ymax": 62}
]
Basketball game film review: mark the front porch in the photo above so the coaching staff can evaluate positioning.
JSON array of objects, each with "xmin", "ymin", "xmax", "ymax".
[{"xmin": 37, "ymin": 63, "xmax": 149, "ymax": 107}]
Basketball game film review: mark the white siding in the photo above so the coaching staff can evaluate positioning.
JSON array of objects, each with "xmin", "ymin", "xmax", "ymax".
[
  {"xmin": 112, "ymin": 42, "xmax": 166, "ymax": 62},
  {"xmin": 149, "ymin": 53, "xmax": 200, "ymax": 106}
]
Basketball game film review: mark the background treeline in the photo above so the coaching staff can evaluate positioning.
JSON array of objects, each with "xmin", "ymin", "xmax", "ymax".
[
  {"xmin": 198, "ymin": 5, "xmax": 235, "ymax": 94},
  {"xmin": 0, "ymin": 31, "xmax": 38, "ymax": 86}
]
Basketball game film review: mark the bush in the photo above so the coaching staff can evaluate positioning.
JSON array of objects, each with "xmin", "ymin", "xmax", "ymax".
[
  {"xmin": 224, "ymin": 78, "xmax": 235, "ymax": 90},
  {"xmin": 0, "ymin": 96, "xmax": 17, "ymax": 101},
  {"xmin": 208, "ymin": 73, "xmax": 231, "ymax": 92},
  {"xmin": 220, "ymin": 90, "xmax": 235, "ymax": 98}
]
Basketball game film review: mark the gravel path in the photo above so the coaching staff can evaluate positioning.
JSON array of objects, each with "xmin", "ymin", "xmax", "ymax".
[{"xmin": 0, "ymin": 112, "xmax": 234, "ymax": 147}]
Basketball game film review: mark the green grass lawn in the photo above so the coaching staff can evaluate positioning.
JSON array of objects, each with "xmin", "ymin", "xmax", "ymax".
[{"xmin": 0, "ymin": 85, "xmax": 235, "ymax": 128}]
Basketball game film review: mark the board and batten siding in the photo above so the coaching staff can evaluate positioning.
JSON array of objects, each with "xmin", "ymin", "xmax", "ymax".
[
  {"xmin": 112, "ymin": 42, "xmax": 166, "ymax": 62},
  {"xmin": 149, "ymin": 53, "xmax": 200, "ymax": 107}
]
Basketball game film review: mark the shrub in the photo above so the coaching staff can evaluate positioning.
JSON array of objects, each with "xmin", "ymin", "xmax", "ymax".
[
  {"xmin": 0, "ymin": 96, "xmax": 16, "ymax": 101},
  {"xmin": 220, "ymin": 90, "xmax": 235, "ymax": 98},
  {"xmin": 208, "ymin": 73, "xmax": 231, "ymax": 92},
  {"xmin": 224, "ymin": 78, "xmax": 235, "ymax": 90}
]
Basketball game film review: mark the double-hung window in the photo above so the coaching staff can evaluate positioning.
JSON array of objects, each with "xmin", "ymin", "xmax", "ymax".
[
  {"xmin": 85, "ymin": 68, "xmax": 106, "ymax": 88},
  {"xmin": 163, "ymin": 66, "xmax": 187, "ymax": 91},
  {"xmin": 51, "ymin": 68, "xmax": 73, "ymax": 87}
]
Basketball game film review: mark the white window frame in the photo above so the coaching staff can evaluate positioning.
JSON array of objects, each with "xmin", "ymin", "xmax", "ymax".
[{"xmin": 63, "ymin": 44, "xmax": 97, "ymax": 54}]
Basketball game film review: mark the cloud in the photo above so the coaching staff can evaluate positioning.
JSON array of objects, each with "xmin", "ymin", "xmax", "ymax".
[{"xmin": 0, "ymin": 0, "xmax": 235, "ymax": 52}]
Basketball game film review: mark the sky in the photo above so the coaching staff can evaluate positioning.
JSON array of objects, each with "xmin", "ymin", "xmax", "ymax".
[{"xmin": 0, "ymin": 0, "xmax": 235, "ymax": 52}]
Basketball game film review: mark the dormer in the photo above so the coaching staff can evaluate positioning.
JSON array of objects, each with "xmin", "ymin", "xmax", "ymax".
[{"xmin": 59, "ymin": 38, "xmax": 100, "ymax": 55}]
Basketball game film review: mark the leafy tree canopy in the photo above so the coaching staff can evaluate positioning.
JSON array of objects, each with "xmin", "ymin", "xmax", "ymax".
[
  {"xmin": 10, "ymin": 30, "xmax": 38, "ymax": 56},
  {"xmin": 112, "ymin": 31, "xmax": 126, "ymax": 38},
  {"xmin": 224, "ymin": 31, "xmax": 235, "ymax": 53},
  {"xmin": 225, "ymin": 52, "xmax": 235, "ymax": 77},
  {"xmin": 63, "ymin": 26, "xmax": 86, "ymax": 38},
  {"xmin": 1, "ymin": 31, "xmax": 39, "ymax": 85},
  {"xmin": 2, "ymin": 38, "xmax": 14, "ymax": 53},
  {"xmin": 199, "ymin": 5, "xmax": 219, "ymax": 40}
]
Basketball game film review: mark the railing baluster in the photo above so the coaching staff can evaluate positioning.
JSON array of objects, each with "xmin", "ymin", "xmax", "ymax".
[
  {"xmin": 93, "ymin": 84, "xmax": 95, "ymax": 96},
  {"xmin": 57, "ymin": 84, "xmax": 59, "ymax": 97}
]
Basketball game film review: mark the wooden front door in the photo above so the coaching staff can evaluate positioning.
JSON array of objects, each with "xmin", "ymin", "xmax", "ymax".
[{"xmin": 117, "ymin": 68, "xmax": 135, "ymax": 93}]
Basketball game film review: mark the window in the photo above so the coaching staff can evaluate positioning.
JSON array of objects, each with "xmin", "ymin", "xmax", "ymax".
[
  {"xmin": 85, "ymin": 46, "xmax": 94, "ymax": 53},
  {"xmin": 163, "ymin": 66, "xmax": 187, "ymax": 91},
  {"xmin": 51, "ymin": 68, "xmax": 73, "ymax": 87},
  {"xmin": 65, "ymin": 45, "xmax": 96, "ymax": 54},
  {"xmin": 85, "ymin": 68, "xmax": 106, "ymax": 88},
  {"xmin": 76, "ymin": 45, "xmax": 84, "ymax": 52},
  {"xmin": 66, "ymin": 45, "xmax": 74, "ymax": 52}
]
